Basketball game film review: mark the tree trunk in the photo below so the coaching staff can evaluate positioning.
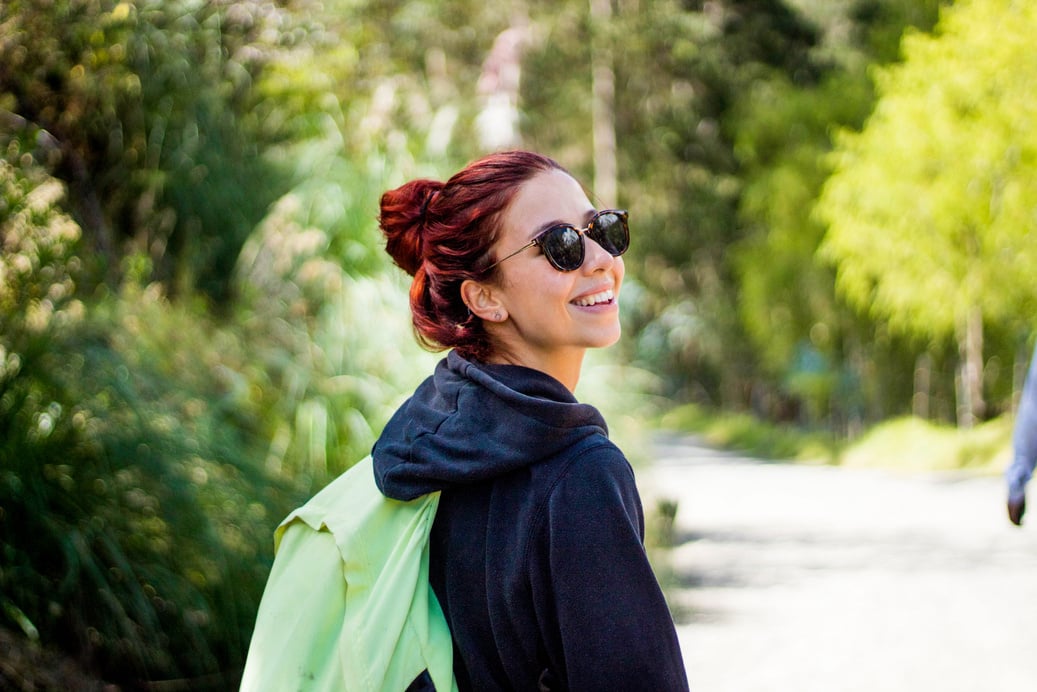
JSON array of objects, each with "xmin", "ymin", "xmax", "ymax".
[
  {"xmin": 955, "ymin": 305, "xmax": 985, "ymax": 428},
  {"xmin": 589, "ymin": 0, "xmax": 617, "ymax": 206},
  {"xmin": 912, "ymin": 351, "xmax": 931, "ymax": 419}
]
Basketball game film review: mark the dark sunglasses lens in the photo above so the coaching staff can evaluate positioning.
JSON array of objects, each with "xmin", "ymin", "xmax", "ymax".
[
  {"xmin": 542, "ymin": 225, "xmax": 585, "ymax": 271},
  {"xmin": 590, "ymin": 212, "xmax": 629, "ymax": 256}
]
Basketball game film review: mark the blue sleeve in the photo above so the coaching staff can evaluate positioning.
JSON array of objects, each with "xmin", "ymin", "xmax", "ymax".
[
  {"xmin": 541, "ymin": 446, "xmax": 689, "ymax": 691},
  {"xmin": 1007, "ymin": 342, "xmax": 1037, "ymax": 502}
]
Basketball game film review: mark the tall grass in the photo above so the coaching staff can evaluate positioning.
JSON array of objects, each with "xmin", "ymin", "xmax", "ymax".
[
  {"xmin": 0, "ymin": 156, "xmax": 284, "ymax": 686},
  {"xmin": 1, "ymin": 289, "xmax": 297, "ymax": 687}
]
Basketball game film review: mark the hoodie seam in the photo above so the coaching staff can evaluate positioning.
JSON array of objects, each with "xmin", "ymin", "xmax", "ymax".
[{"xmin": 519, "ymin": 438, "xmax": 614, "ymax": 585}]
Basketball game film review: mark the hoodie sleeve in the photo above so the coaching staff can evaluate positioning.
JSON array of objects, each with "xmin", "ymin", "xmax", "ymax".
[
  {"xmin": 1007, "ymin": 342, "xmax": 1037, "ymax": 503},
  {"xmin": 538, "ymin": 446, "xmax": 689, "ymax": 692}
]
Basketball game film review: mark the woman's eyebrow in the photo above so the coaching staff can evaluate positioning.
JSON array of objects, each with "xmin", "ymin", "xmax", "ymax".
[
  {"xmin": 528, "ymin": 210, "xmax": 597, "ymax": 239},
  {"xmin": 527, "ymin": 219, "xmax": 565, "ymax": 240}
]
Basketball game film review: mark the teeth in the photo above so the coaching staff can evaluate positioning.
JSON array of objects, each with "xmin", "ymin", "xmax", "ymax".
[{"xmin": 572, "ymin": 289, "xmax": 614, "ymax": 307}]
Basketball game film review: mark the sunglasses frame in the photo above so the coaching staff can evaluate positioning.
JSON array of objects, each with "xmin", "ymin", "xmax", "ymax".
[{"xmin": 482, "ymin": 209, "xmax": 629, "ymax": 274}]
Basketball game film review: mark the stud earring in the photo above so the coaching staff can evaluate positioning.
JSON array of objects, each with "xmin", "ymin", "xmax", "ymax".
[{"xmin": 494, "ymin": 311, "xmax": 502, "ymax": 321}]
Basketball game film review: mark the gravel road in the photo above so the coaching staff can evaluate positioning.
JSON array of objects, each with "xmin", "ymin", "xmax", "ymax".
[{"xmin": 644, "ymin": 433, "xmax": 1037, "ymax": 692}]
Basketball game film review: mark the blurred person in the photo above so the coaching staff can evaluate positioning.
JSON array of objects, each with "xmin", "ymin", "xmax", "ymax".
[
  {"xmin": 1007, "ymin": 341, "xmax": 1037, "ymax": 525},
  {"xmin": 369, "ymin": 150, "xmax": 688, "ymax": 690}
]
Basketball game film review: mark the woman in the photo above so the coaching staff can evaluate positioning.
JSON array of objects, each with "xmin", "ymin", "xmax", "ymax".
[{"xmin": 374, "ymin": 150, "xmax": 689, "ymax": 691}]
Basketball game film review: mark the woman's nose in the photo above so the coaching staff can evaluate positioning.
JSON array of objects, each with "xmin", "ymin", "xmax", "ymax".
[{"xmin": 582, "ymin": 235, "xmax": 615, "ymax": 273}]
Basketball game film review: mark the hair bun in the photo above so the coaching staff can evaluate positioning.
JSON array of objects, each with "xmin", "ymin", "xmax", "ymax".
[{"xmin": 379, "ymin": 178, "xmax": 443, "ymax": 276}]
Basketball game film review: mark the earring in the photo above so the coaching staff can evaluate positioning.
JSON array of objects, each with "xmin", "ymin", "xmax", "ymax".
[{"xmin": 494, "ymin": 311, "xmax": 502, "ymax": 321}]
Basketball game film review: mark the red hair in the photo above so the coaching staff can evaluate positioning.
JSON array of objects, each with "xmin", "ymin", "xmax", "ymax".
[{"xmin": 379, "ymin": 151, "xmax": 566, "ymax": 361}]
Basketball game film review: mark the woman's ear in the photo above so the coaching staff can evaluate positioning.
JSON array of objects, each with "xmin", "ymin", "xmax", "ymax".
[{"xmin": 461, "ymin": 279, "xmax": 508, "ymax": 323}]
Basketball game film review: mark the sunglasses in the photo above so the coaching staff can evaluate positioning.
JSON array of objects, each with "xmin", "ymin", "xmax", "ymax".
[{"xmin": 483, "ymin": 209, "xmax": 630, "ymax": 273}]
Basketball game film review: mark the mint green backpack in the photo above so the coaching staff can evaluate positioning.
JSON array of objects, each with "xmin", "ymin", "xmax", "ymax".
[{"xmin": 240, "ymin": 456, "xmax": 457, "ymax": 692}]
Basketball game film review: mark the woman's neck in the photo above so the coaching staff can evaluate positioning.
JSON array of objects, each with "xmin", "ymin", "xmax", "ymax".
[{"xmin": 485, "ymin": 347, "xmax": 585, "ymax": 393}]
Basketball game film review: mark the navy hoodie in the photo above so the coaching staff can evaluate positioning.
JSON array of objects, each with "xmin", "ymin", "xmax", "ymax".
[{"xmin": 373, "ymin": 351, "xmax": 689, "ymax": 692}]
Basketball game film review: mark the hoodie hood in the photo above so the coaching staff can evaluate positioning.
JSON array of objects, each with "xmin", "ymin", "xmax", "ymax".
[{"xmin": 373, "ymin": 350, "xmax": 608, "ymax": 501}]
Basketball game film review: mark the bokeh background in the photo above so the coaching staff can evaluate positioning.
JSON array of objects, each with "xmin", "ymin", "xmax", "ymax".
[{"xmin": 2, "ymin": 0, "xmax": 1035, "ymax": 688}]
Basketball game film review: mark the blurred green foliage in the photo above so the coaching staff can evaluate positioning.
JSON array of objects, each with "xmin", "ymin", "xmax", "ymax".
[
  {"xmin": 0, "ymin": 0, "xmax": 451, "ymax": 685},
  {"xmin": 0, "ymin": 0, "xmax": 289, "ymax": 301},
  {"xmin": 2, "ymin": 0, "xmax": 1035, "ymax": 687},
  {"xmin": 0, "ymin": 150, "xmax": 291, "ymax": 686},
  {"xmin": 818, "ymin": 0, "xmax": 1037, "ymax": 425},
  {"xmin": 659, "ymin": 402, "xmax": 838, "ymax": 463},
  {"xmin": 658, "ymin": 402, "xmax": 1011, "ymax": 473},
  {"xmin": 838, "ymin": 414, "xmax": 1011, "ymax": 473}
]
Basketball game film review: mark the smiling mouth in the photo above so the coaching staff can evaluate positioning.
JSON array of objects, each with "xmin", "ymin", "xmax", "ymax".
[{"xmin": 571, "ymin": 289, "xmax": 615, "ymax": 307}]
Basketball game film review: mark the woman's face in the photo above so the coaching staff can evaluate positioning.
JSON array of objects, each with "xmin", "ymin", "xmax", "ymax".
[{"xmin": 480, "ymin": 168, "xmax": 625, "ymax": 382}]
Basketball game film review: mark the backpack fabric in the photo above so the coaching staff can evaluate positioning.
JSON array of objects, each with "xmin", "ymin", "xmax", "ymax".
[{"xmin": 240, "ymin": 456, "xmax": 457, "ymax": 692}]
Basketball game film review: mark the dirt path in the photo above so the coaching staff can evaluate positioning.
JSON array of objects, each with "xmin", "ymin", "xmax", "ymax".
[{"xmin": 644, "ymin": 433, "xmax": 1037, "ymax": 692}]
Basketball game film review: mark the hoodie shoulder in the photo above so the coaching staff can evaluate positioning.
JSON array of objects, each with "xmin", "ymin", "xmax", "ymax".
[
  {"xmin": 543, "ymin": 437, "xmax": 639, "ymax": 521},
  {"xmin": 373, "ymin": 352, "xmax": 608, "ymax": 501}
]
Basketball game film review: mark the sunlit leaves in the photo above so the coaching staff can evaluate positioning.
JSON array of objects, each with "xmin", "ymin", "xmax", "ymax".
[
  {"xmin": 0, "ymin": 0, "xmax": 293, "ymax": 300},
  {"xmin": 818, "ymin": 0, "xmax": 1037, "ymax": 340},
  {"xmin": 235, "ymin": 155, "xmax": 440, "ymax": 482},
  {"xmin": 0, "ymin": 155, "xmax": 85, "ymax": 340}
]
